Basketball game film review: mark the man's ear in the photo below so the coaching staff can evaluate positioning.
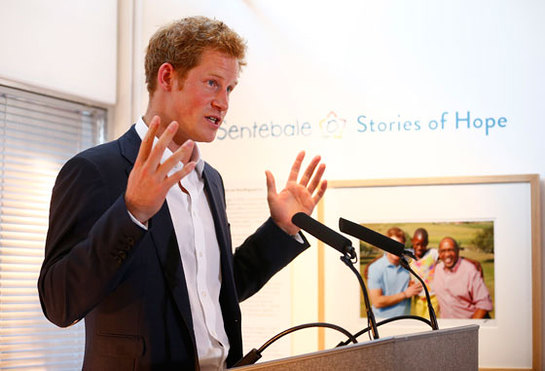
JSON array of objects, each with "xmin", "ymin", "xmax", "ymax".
[{"xmin": 156, "ymin": 63, "xmax": 176, "ymax": 91}]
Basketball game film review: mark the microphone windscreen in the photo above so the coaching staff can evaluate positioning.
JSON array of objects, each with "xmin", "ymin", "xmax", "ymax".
[
  {"xmin": 339, "ymin": 218, "xmax": 404, "ymax": 257},
  {"xmin": 292, "ymin": 212, "xmax": 354, "ymax": 256}
]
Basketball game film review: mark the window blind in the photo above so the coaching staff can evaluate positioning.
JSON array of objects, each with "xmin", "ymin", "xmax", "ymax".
[{"xmin": 0, "ymin": 85, "xmax": 106, "ymax": 369}]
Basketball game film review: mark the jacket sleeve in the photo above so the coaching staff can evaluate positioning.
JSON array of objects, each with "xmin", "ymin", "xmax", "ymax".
[
  {"xmin": 232, "ymin": 218, "xmax": 310, "ymax": 302},
  {"xmin": 37, "ymin": 155, "xmax": 146, "ymax": 327}
]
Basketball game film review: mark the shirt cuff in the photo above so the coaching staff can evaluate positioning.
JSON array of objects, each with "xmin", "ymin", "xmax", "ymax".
[
  {"xmin": 293, "ymin": 231, "xmax": 304, "ymax": 244},
  {"xmin": 128, "ymin": 210, "xmax": 148, "ymax": 230}
]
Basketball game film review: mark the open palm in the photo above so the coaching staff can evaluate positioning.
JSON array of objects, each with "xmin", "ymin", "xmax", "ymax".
[{"xmin": 266, "ymin": 151, "xmax": 327, "ymax": 236}]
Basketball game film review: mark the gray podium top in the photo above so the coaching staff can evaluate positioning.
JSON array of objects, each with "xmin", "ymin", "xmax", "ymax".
[{"xmin": 232, "ymin": 324, "xmax": 479, "ymax": 371}]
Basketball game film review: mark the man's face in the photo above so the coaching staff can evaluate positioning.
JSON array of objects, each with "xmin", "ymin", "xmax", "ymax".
[
  {"xmin": 165, "ymin": 49, "xmax": 239, "ymax": 145},
  {"xmin": 386, "ymin": 236, "xmax": 404, "ymax": 265},
  {"xmin": 386, "ymin": 252, "xmax": 401, "ymax": 266},
  {"xmin": 438, "ymin": 238, "xmax": 459, "ymax": 270},
  {"xmin": 411, "ymin": 234, "xmax": 428, "ymax": 259}
]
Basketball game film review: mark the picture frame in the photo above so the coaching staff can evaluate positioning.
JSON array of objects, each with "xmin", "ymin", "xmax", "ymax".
[{"xmin": 316, "ymin": 175, "xmax": 541, "ymax": 369}]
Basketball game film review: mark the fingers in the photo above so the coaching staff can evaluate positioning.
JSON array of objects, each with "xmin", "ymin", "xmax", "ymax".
[
  {"xmin": 265, "ymin": 170, "xmax": 277, "ymax": 198},
  {"xmin": 307, "ymin": 163, "xmax": 326, "ymax": 194},
  {"xmin": 146, "ymin": 121, "xmax": 180, "ymax": 171},
  {"xmin": 135, "ymin": 116, "xmax": 180, "ymax": 174},
  {"xmin": 159, "ymin": 139, "xmax": 195, "ymax": 179},
  {"xmin": 134, "ymin": 116, "xmax": 160, "ymax": 166},
  {"xmin": 288, "ymin": 152, "xmax": 326, "ymax": 192},
  {"xmin": 166, "ymin": 161, "xmax": 197, "ymax": 188},
  {"xmin": 289, "ymin": 151, "xmax": 326, "ymax": 199},
  {"xmin": 312, "ymin": 179, "xmax": 328, "ymax": 205},
  {"xmin": 299, "ymin": 155, "xmax": 321, "ymax": 187},
  {"xmin": 133, "ymin": 116, "xmax": 197, "ymax": 193},
  {"xmin": 287, "ymin": 151, "xmax": 305, "ymax": 183}
]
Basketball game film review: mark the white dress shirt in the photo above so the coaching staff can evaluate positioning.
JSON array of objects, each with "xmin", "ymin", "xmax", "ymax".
[{"xmin": 133, "ymin": 118, "xmax": 229, "ymax": 370}]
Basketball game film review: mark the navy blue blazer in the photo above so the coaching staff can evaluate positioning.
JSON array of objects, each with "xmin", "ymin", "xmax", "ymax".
[{"xmin": 38, "ymin": 126, "xmax": 309, "ymax": 370}]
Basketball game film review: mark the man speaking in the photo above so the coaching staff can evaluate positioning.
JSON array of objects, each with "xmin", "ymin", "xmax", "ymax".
[{"xmin": 38, "ymin": 16, "xmax": 326, "ymax": 370}]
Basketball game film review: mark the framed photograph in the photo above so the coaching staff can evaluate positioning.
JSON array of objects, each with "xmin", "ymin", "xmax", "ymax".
[
  {"xmin": 358, "ymin": 220, "xmax": 495, "ymax": 319},
  {"xmin": 317, "ymin": 175, "xmax": 541, "ymax": 369}
]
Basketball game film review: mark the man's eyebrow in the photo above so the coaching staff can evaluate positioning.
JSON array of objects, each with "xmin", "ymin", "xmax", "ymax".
[{"xmin": 208, "ymin": 72, "xmax": 238, "ymax": 83}]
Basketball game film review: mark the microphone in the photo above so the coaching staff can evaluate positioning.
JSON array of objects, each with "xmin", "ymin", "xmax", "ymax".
[
  {"xmin": 292, "ymin": 212, "xmax": 379, "ymax": 339},
  {"xmin": 339, "ymin": 217, "xmax": 414, "ymax": 259},
  {"xmin": 291, "ymin": 212, "xmax": 356, "ymax": 259}
]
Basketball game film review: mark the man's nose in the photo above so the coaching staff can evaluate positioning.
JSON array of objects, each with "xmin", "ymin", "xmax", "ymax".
[{"xmin": 212, "ymin": 90, "xmax": 228, "ymax": 111}]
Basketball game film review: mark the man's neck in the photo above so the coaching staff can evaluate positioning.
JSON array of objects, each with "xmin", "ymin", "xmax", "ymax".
[
  {"xmin": 445, "ymin": 258, "xmax": 460, "ymax": 271},
  {"xmin": 141, "ymin": 112, "xmax": 183, "ymax": 153}
]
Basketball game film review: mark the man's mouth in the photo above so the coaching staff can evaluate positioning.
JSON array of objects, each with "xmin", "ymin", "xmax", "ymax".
[{"xmin": 206, "ymin": 115, "xmax": 221, "ymax": 126}]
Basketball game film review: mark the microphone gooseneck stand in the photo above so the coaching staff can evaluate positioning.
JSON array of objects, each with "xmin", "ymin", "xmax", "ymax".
[
  {"xmin": 289, "ymin": 213, "xmax": 380, "ymax": 341},
  {"xmin": 399, "ymin": 256, "xmax": 439, "ymax": 330},
  {"xmin": 232, "ymin": 322, "xmax": 358, "ymax": 368},
  {"xmin": 336, "ymin": 253, "xmax": 440, "ymax": 346},
  {"xmin": 339, "ymin": 252, "xmax": 380, "ymax": 341},
  {"xmin": 336, "ymin": 315, "xmax": 432, "ymax": 347},
  {"xmin": 336, "ymin": 253, "xmax": 439, "ymax": 347}
]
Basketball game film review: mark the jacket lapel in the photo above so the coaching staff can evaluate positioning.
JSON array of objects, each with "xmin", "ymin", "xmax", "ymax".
[
  {"xmin": 202, "ymin": 164, "xmax": 243, "ymax": 364},
  {"xmin": 149, "ymin": 204, "xmax": 195, "ymax": 338},
  {"xmin": 118, "ymin": 125, "xmax": 140, "ymax": 175},
  {"xmin": 202, "ymin": 164, "xmax": 232, "ymax": 263},
  {"xmin": 118, "ymin": 126, "xmax": 196, "ymax": 340}
]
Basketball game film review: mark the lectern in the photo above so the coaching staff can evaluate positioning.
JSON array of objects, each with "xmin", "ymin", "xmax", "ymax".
[{"xmin": 232, "ymin": 325, "xmax": 479, "ymax": 370}]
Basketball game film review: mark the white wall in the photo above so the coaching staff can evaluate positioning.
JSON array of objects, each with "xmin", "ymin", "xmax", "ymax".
[{"xmin": 0, "ymin": 0, "xmax": 117, "ymax": 105}]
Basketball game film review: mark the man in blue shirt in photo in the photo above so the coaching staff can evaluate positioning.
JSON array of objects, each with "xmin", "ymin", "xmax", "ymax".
[{"xmin": 367, "ymin": 227, "xmax": 422, "ymax": 318}]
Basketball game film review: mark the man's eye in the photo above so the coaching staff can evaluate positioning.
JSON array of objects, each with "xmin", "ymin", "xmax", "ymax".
[{"xmin": 207, "ymin": 80, "xmax": 217, "ymax": 87}]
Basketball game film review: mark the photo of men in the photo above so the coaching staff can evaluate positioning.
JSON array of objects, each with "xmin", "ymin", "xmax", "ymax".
[{"xmin": 359, "ymin": 221, "xmax": 495, "ymax": 319}]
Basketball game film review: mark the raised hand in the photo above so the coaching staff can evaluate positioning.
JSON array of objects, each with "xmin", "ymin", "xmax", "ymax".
[
  {"xmin": 125, "ymin": 116, "xmax": 196, "ymax": 224},
  {"xmin": 265, "ymin": 151, "xmax": 327, "ymax": 236}
]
